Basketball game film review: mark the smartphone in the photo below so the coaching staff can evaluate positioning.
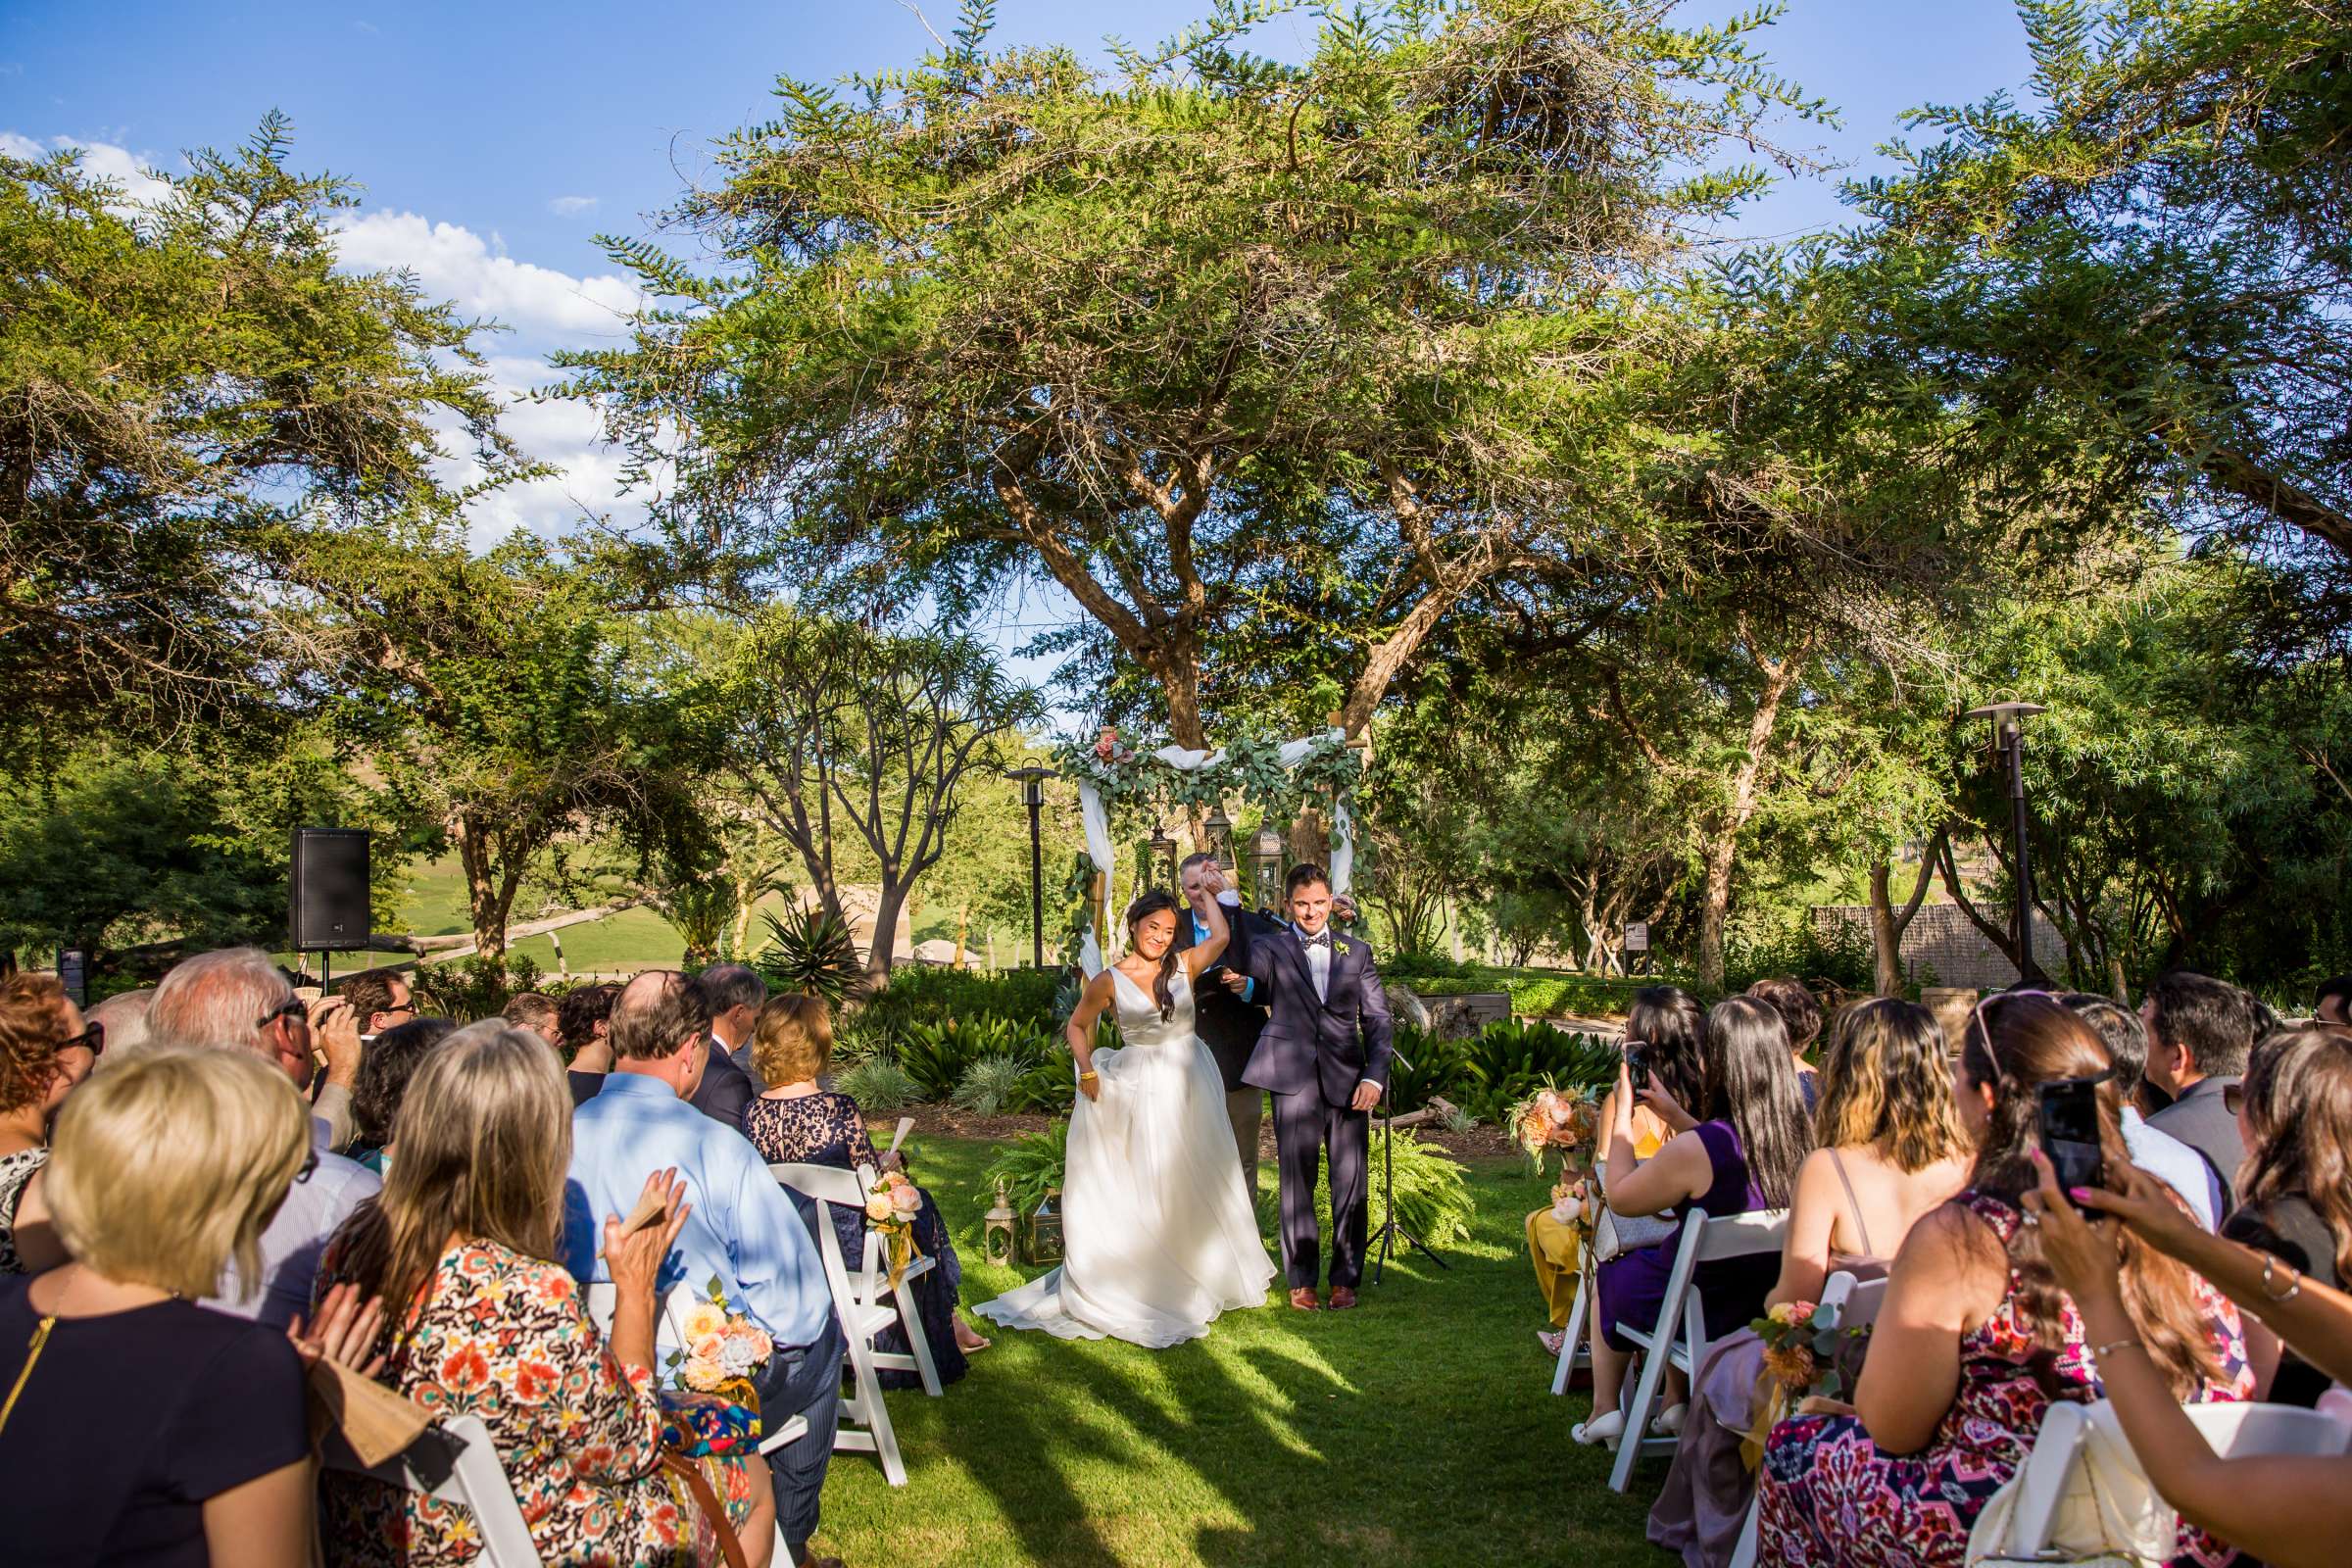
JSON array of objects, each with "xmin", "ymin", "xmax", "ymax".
[
  {"xmin": 1624, "ymin": 1041, "xmax": 1649, "ymax": 1092},
  {"xmin": 2036, "ymin": 1076, "xmax": 2105, "ymax": 1208}
]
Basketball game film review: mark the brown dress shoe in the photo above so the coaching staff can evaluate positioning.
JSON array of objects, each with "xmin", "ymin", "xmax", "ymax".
[
  {"xmin": 1328, "ymin": 1286, "xmax": 1358, "ymax": 1310},
  {"xmin": 1289, "ymin": 1287, "xmax": 1323, "ymax": 1311}
]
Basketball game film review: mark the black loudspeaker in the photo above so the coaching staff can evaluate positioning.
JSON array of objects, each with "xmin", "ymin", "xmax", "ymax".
[{"xmin": 290, "ymin": 828, "xmax": 371, "ymax": 952}]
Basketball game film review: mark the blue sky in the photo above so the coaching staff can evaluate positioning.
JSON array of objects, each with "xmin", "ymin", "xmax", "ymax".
[{"xmin": 3, "ymin": 0, "xmax": 2035, "ymax": 662}]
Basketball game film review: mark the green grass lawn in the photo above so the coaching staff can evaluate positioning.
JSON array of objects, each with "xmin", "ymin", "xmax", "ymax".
[{"xmin": 816, "ymin": 1137, "xmax": 1658, "ymax": 1568}]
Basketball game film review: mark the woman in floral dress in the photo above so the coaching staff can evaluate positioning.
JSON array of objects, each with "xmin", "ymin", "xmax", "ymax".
[
  {"xmin": 1757, "ymin": 995, "xmax": 2252, "ymax": 1568},
  {"xmin": 742, "ymin": 994, "xmax": 982, "ymax": 1388},
  {"xmin": 318, "ymin": 1022, "xmax": 769, "ymax": 1567}
]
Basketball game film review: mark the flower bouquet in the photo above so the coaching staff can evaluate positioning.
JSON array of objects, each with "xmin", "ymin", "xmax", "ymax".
[
  {"xmin": 1740, "ymin": 1298, "xmax": 1857, "ymax": 1467},
  {"xmin": 1510, "ymin": 1084, "xmax": 1599, "ymax": 1178},
  {"xmin": 657, "ymin": 1277, "xmax": 772, "ymax": 1457},
  {"xmin": 863, "ymin": 1168, "xmax": 926, "ymax": 1288}
]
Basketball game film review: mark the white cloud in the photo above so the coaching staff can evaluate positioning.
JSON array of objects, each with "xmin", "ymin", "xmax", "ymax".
[
  {"xmin": 331, "ymin": 208, "xmax": 643, "ymax": 340},
  {"xmin": 1, "ymin": 131, "xmax": 177, "ymax": 208},
  {"xmin": 547, "ymin": 194, "xmax": 599, "ymax": 217}
]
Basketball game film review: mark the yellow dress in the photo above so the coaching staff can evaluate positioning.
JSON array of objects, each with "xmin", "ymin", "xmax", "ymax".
[{"xmin": 1526, "ymin": 1118, "xmax": 1665, "ymax": 1328}]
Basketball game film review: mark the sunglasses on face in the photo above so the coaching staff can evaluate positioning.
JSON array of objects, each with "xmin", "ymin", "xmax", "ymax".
[
  {"xmin": 257, "ymin": 999, "xmax": 310, "ymax": 1031},
  {"xmin": 56, "ymin": 1021, "xmax": 104, "ymax": 1057}
]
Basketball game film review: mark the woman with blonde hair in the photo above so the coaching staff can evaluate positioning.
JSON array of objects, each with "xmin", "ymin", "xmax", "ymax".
[
  {"xmin": 742, "ymin": 994, "xmax": 985, "ymax": 1384},
  {"xmin": 316, "ymin": 1021, "xmax": 775, "ymax": 1566},
  {"xmin": 1650, "ymin": 999, "xmax": 1973, "ymax": 1565},
  {"xmin": 0, "ymin": 1047, "xmax": 318, "ymax": 1565}
]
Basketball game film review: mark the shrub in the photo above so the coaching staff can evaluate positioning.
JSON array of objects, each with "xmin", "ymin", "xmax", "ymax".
[
  {"xmin": 952, "ymin": 1054, "xmax": 1029, "ymax": 1115},
  {"xmin": 896, "ymin": 1011, "xmax": 1056, "ymax": 1099},
  {"xmin": 1007, "ymin": 1058, "xmax": 1076, "ymax": 1114},
  {"xmin": 1722, "ymin": 919, "xmax": 1875, "ymax": 998},
  {"xmin": 979, "ymin": 1119, "xmax": 1069, "ymax": 1216},
  {"xmin": 831, "ymin": 1011, "xmax": 893, "ymax": 1066},
  {"xmin": 834, "ymin": 1056, "xmax": 919, "ymax": 1114},
  {"xmin": 1453, "ymin": 1020, "xmax": 1620, "ymax": 1122},
  {"xmin": 1407, "ymin": 968, "xmax": 1670, "ymax": 1019},
  {"xmin": 1383, "ymin": 951, "xmax": 1477, "ymax": 982},
  {"xmin": 858, "ymin": 965, "xmax": 1063, "ymax": 1037},
  {"xmin": 412, "ymin": 954, "xmax": 545, "ymax": 1022},
  {"xmin": 1384, "ymin": 1024, "xmax": 1473, "ymax": 1114}
]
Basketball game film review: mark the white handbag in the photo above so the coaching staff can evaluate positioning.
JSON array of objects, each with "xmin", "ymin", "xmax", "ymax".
[{"xmin": 1966, "ymin": 1402, "xmax": 2175, "ymax": 1568}]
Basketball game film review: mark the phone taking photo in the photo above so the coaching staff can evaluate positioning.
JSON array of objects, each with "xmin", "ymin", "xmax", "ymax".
[
  {"xmin": 2036, "ymin": 1076, "xmax": 2106, "ymax": 1208},
  {"xmin": 1624, "ymin": 1041, "xmax": 1649, "ymax": 1092}
]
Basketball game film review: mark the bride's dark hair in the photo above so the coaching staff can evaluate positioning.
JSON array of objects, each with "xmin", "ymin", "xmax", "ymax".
[{"xmin": 1124, "ymin": 891, "xmax": 1184, "ymax": 1022}]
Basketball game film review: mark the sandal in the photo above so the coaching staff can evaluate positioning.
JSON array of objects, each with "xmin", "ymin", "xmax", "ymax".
[{"xmin": 1537, "ymin": 1329, "xmax": 1565, "ymax": 1357}]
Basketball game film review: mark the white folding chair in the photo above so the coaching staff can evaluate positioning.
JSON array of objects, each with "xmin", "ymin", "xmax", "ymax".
[
  {"xmin": 771, "ymin": 1160, "xmax": 913, "ymax": 1486},
  {"xmin": 581, "ymin": 1282, "xmax": 811, "ymax": 1457},
  {"xmin": 320, "ymin": 1413, "xmax": 543, "ymax": 1568},
  {"xmin": 1549, "ymin": 1249, "xmax": 1596, "ymax": 1396},
  {"xmin": 1993, "ymin": 1397, "xmax": 2352, "ymax": 1559},
  {"xmin": 847, "ymin": 1162, "xmax": 945, "ymax": 1396},
  {"xmin": 1727, "ymin": 1268, "xmax": 1888, "ymax": 1568},
  {"xmin": 1608, "ymin": 1207, "xmax": 1790, "ymax": 1494}
]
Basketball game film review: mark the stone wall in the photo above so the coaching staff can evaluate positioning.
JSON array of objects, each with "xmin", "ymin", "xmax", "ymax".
[{"xmin": 1810, "ymin": 903, "xmax": 2069, "ymax": 991}]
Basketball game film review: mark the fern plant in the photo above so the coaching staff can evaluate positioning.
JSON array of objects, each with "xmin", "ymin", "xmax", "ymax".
[
  {"xmin": 755, "ymin": 906, "xmax": 863, "ymax": 1004},
  {"xmin": 1255, "ymin": 1129, "xmax": 1476, "ymax": 1251},
  {"xmin": 979, "ymin": 1119, "xmax": 1069, "ymax": 1215},
  {"xmin": 951, "ymin": 1054, "xmax": 1028, "ymax": 1115},
  {"xmin": 834, "ymin": 1057, "xmax": 919, "ymax": 1114}
]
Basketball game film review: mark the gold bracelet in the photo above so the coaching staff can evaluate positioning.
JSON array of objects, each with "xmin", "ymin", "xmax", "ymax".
[
  {"xmin": 2261, "ymin": 1252, "xmax": 2304, "ymax": 1302},
  {"xmin": 1078, "ymin": 1069, "xmax": 1099, "ymax": 1082}
]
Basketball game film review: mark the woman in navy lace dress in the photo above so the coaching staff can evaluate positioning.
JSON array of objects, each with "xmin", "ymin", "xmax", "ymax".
[{"xmin": 740, "ymin": 995, "xmax": 985, "ymax": 1389}]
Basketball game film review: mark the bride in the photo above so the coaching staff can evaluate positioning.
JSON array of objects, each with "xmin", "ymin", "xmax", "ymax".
[{"xmin": 976, "ymin": 885, "xmax": 1276, "ymax": 1347}]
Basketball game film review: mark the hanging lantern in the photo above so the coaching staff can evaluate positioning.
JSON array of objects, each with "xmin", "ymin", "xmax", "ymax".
[
  {"xmin": 1203, "ymin": 803, "xmax": 1234, "ymax": 872},
  {"xmin": 1025, "ymin": 1186, "xmax": 1065, "ymax": 1264},
  {"xmin": 1147, "ymin": 825, "xmax": 1177, "ymax": 884},
  {"xmin": 1251, "ymin": 825, "xmax": 1287, "ymax": 910},
  {"xmin": 983, "ymin": 1180, "xmax": 1016, "ymax": 1267}
]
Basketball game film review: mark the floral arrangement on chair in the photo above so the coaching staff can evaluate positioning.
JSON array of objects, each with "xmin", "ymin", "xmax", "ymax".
[
  {"xmin": 1741, "ymin": 1298, "xmax": 1861, "ymax": 1466},
  {"xmin": 1510, "ymin": 1085, "xmax": 1599, "ymax": 1177},
  {"xmin": 863, "ymin": 1168, "xmax": 925, "ymax": 1287},
  {"xmin": 658, "ymin": 1277, "xmax": 774, "ymax": 1457}
]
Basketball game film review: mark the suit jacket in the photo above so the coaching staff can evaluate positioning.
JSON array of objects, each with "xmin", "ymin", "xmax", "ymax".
[
  {"xmin": 1240, "ymin": 924, "xmax": 1396, "ymax": 1107},
  {"xmin": 2145, "ymin": 1075, "xmax": 2245, "ymax": 1213},
  {"xmin": 1174, "ymin": 901, "xmax": 1276, "ymax": 1091},
  {"xmin": 691, "ymin": 1042, "xmax": 758, "ymax": 1132}
]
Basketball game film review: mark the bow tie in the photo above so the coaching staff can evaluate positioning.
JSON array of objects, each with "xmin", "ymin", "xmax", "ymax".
[{"xmin": 1298, "ymin": 929, "xmax": 1332, "ymax": 949}]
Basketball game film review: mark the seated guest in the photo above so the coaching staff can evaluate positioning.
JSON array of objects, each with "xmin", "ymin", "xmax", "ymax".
[
  {"xmin": 318, "ymin": 1023, "xmax": 773, "ymax": 1566},
  {"xmin": 698, "ymin": 963, "xmax": 771, "ymax": 1087},
  {"xmin": 565, "ymin": 977, "xmax": 845, "ymax": 1568},
  {"xmin": 2141, "ymin": 970, "xmax": 2253, "ymax": 1211},
  {"xmin": 1757, "ymin": 994, "xmax": 2251, "ymax": 1568},
  {"xmin": 1578, "ymin": 995, "xmax": 1811, "ymax": 1446},
  {"xmin": 1650, "ymin": 999, "xmax": 1970, "ymax": 1565},
  {"xmin": 560, "ymin": 980, "xmax": 621, "ymax": 1102},
  {"xmin": 0, "ymin": 973, "xmax": 93, "ymax": 1274},
  {"xmin": 2217, "ymin": 1027, "xmax": 2352, "ymax": 1406},
  {"xmin": 1531, "ymin": 986, "xmax": 1709, "ymax": 1357},
  {"xmin": 2062, "ymin": 992, "xmax": 2222, "ymax": 1229},
  {"xmin": 346, "ymin": 1015, "xmax": 456, "ymax": 1174},
  {"xmin": 502, "ymin": 989, "xmax": 561, "ymax": 1047},
  {"xmin": 0, "ymin": 1047, "xmax": 315, "ymax": 1566},
  {"xmin": 146, "ymin": 947, "xmax": 380, "ymax": 1327},
  {"xmin": 2025, "ymin": 1142, "xmax": 2352, "ymax": 1568},
  {"xmin": 1744, "ymin": 976, "xmax": 1824, "ymax": 1109},
  {"xmin": 572, "ymin": 973, "xmax": 755, "ymax": 1127},
  {"xmin": 743, "ymin": 994, "xmax": 985, "ymax": 1386},
  {"xmin": 64, "ymin": 986, "xmax": 137, "ymax": 1089},
  {"xmin": 338, "ymin": 966, "xmax": 417, "ymax": 1039}
]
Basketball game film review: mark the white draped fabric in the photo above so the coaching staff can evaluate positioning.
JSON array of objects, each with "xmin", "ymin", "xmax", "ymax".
[{"xmin": 1073, "ymin": 729, "xmax": 1351, "ymax": 977}]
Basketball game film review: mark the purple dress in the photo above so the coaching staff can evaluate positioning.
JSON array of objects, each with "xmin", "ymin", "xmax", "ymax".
[
  {"xmin": 1597, "ymin": 1120, "xmax": 1774, "ymax": 1353},
  {"xmin": 1755, "ymin": 1190, "xmax": 2253, "ymax": 1568}
]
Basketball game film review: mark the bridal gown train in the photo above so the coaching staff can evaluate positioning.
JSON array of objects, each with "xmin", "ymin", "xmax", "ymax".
[{"xmin": 976, "ymin": 965, "xmax": 1277, "ymax": 1348}]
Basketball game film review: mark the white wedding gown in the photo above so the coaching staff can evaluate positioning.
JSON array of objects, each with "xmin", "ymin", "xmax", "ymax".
[{"xmin": 976, "ymin": 965, "xmax": 1276, "ymax": 1348}]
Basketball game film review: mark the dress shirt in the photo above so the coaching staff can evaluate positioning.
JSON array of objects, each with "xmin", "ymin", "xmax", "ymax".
[
  {"xmin": 1301, "ymin": 929, "xmax": 1332, "ymax": 1003},
  {"xmin": 1194, "ymin": 914, "xmax": 1255, "ymax": 1002},
  {"xmin": 205, "ymin": 1118, "xmax": 379, "ymax": 1330},
  {"xmin": 2120, "ymin": 1105, "xmax": 2220, "ymax": 1231},
  {"xmin": 564, "ymin": 1073, "xmax": 831, "ymax": 1352}
]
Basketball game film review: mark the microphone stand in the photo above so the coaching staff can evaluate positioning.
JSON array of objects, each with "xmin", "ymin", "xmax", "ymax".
[{"xmin": 1369, "ymin": 1044, "xmax": 1448, "ymax": 1284}]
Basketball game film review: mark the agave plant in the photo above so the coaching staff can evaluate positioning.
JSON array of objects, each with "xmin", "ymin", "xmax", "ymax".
[{"xmin": 755, "ymin": 905, "xmax": 863, "ymax": 1005}]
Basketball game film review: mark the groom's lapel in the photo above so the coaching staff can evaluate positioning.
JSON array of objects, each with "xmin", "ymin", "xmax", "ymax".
[{"xmin": 1273, "ymin": 922, "xmax": 1313, "ymax": 997}]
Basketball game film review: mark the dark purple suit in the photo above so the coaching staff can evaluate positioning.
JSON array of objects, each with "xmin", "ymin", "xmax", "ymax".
[{"xmin": 1241, "ymin": 924, "xmax": 1395, "ymax": 1291}]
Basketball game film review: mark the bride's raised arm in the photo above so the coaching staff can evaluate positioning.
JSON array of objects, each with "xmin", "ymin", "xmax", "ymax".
[
  {"xmin": 1180, "ymin": 883, "xmax": 1229, "ymax": 979},
  {"xmin": 1065, "ymin": 970, "xmax": 1117, "ymax": 1102}
]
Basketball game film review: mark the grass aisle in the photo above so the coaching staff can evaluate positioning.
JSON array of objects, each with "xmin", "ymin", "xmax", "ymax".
[{"xmin": 815, "ymin": 1135, "xmax": 1661, "ymax": 1568}]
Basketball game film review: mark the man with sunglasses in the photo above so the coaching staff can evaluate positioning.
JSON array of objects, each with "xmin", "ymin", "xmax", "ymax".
[{"xmin": 145, "ymin": 948, "xmax": 379, "ymax": 1328}]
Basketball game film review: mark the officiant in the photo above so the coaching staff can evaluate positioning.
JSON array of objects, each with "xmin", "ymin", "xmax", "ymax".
[{"xmin": 1174, "ymin": 852, "xmax": 1283, "ymax": 1198}]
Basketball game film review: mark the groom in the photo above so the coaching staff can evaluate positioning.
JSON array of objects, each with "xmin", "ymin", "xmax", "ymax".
[{"xmin": 1242, "ymin": 862, "xmax": 1395, "ymax": 1311}]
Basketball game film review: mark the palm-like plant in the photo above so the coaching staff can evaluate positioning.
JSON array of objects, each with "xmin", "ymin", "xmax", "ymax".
[{"xmin": 755, "ymin": 905, "xmax": 863, "ymax": 1004}]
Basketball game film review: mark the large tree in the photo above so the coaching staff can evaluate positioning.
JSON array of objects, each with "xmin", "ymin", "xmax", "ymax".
[
  {"xmin": 562, "ymin": 0, "xmax": 1825, "ymax": 746},
  {"xmin": 0, "ymin": 116, "xmax": 519, "ymax": 757}
]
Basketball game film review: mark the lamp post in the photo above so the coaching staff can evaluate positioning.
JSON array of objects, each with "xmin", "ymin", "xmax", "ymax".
[
  {"xmin": 1962, "ymin": 702, "xmax": 2049, "ymax": 986},
  {"xmin": 1006, "ymin": 764, "xmax": 1054, "ymax": 969}
]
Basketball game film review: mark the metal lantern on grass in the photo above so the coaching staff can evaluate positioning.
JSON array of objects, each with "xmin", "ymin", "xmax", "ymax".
[
  {"xmin": 983, "ymin": 1181, "xmax": 1016, "ymax": 1266},
  {"xmin": 1024, "ymin": 1187, "xmax": 1065, "ymax": 1265}
]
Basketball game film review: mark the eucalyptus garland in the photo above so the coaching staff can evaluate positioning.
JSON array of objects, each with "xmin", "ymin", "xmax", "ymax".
[{"xmin": 1054, "ymin": 726, "xmax": 1363, "ymax": 838}]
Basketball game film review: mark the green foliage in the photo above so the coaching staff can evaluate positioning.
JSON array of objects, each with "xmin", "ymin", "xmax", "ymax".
[
  {"xmin": 1408, "ymin": 970, "xmax": 1668, "ymax": 1019},
  {"xmin": 858, "ymin": 966, "xmax": 1064, "ymax": 1038},
  {"xmin": 755, "ymin": 906, "xmax": 864, "ymax": 1005},
  {"xmin": 834, "ymin": 1057, "xmax": 920, "ymax": 1115},
  {"xmin": 1721, "ymin": 917, "xmax": 1875, "ymax": 999},
  {"xmin": 1387, "ymin": 1016, "xmax": 1619, "ymax": 1118},
  {"xmin": 411, "ymin": 954, "xmax": 546, "ymax": 1023},
  {"xmin": 978, "ymin": 1120, "xmax": 1071, "ymax": 1216},
  {"xmin": 897, "ymin": 1012, "xmax": 1058, "ymax": 1100},
  {"xmin": 951, "ymin": 1054, "xmax": 1030, "ymax": 1116},
  {"xmin": 1257, "ymin": 1130, "xmax": 1477, "ymax": 1252}
]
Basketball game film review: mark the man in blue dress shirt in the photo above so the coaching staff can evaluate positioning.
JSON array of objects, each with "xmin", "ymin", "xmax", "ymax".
[{"xmin": 565, "ymin": 972, "xmax": 846, "ymax": 1568}]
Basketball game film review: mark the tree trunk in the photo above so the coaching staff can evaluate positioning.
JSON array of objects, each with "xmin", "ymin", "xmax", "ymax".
[
  {"xmin": 1866, "ymin": 838, "xmax": 1941, "ymax": 996},
  {"xmin": 1694, "ymin": 648, "xmax": 1803, "ymax": 991},
  {"xmin": 865, "ymin": 879, "xmax": 908, "ymax": 981},
  {"xmin": 456, "ymin": 810, "xmax": 514, "ymax": 961}
]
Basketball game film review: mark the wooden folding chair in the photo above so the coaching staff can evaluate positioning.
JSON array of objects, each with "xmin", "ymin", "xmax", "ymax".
[
  {"xmin": 771, "ymin": 1160, "xmax": 914, "ymax": 1486},
  {"xmin": 320, "ymin": 1413, "xmax": 543, "ymax": 1568},
  {"xmin": 1608, "ymin": 1208, "xmax": 1790, "ymax": 1494}
]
